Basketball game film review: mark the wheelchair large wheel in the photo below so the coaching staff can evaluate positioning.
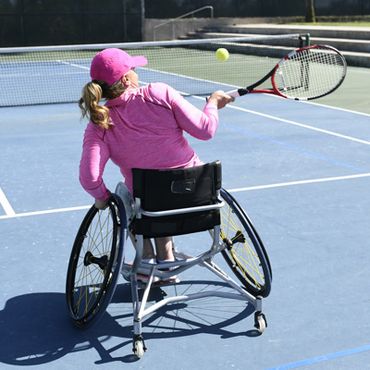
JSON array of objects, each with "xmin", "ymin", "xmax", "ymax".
[
  {"xmin": 220, "ymin": 188, "xmax": 272, "ymax": 298},
  {"xmin": 66, "ymin": 194, "xmax": 126, "ymax": 328}
]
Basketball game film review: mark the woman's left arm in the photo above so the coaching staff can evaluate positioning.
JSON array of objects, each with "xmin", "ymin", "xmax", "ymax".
[{"xmin": 79, "ymin": 124, "xmax": 111, "ymax": 202}]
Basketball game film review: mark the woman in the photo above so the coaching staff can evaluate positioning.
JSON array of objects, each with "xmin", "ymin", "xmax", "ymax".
[{"xmin": 78, "ymin": 48, "xmax": 233, "ymax": 279}]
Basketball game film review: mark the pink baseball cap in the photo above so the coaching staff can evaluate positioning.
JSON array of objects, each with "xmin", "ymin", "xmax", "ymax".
[{"xmin": 90, "ymin": 48, "xmax": 148, "ymax": 85}]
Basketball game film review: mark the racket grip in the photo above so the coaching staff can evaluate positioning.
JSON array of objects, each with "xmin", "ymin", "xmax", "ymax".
[
  {"xmin": 206, "ymin": 88, "xmax": 243, "ymax": 102},
  {"xmin": 226, "ymin": 89, "xmax": 242, "ymax": 98}
]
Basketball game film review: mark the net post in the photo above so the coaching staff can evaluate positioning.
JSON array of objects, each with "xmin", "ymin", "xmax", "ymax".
[
  {"xmin": 298, "ymin": 33, "xmax": 311, "ymax": 47},
  {"xmin": 305, "ymin": 33, "xmax": 311, "ymax": 47},
  {"xmin": 306, "ymin": 33, "xmax": 311, "ymax": 46}
]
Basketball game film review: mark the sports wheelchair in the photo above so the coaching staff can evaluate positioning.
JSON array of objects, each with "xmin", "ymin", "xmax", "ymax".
[{"xmin": 66, "ymin": 161, "xmax": 272, "ymax": 358}]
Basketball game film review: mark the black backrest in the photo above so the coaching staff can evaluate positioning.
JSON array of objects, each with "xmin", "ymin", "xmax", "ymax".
[
  {"xmin": 132, "ymin": 161, "xmax": 222, "ymax": 211},
  {"xmin": 131, "ymin": 161, "xmax": 222, "ymax": 238}
]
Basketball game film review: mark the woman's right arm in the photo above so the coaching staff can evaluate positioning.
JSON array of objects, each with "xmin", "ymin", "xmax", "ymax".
[{"xmin": 169, "ymin": 86, "xmax": 233, "ymax": 140}]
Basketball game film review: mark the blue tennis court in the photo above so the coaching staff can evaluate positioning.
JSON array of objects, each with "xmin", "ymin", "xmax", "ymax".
[{"xmin": 1, "ymin": 61, "xmax": 370, "ymax": 370}]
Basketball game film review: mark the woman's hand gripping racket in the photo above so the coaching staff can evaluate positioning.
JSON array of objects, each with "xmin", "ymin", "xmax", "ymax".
[{"xmin": 227, "ymin": 44, "xmax": 347, "ymax": 101}]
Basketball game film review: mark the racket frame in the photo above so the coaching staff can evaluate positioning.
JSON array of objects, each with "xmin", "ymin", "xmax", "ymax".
[{"xmin": 227, "ymin": 44, "xmax": 347, "ymax": 101}]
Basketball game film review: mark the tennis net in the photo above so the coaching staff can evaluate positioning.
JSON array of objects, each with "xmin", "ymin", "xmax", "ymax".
[{"xmin": 0, "ymin": 34, "xmax": 308, "ymax": 107}]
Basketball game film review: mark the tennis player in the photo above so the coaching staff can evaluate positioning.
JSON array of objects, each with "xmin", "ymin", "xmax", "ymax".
[{"xmin": 78, "ymin": 48, "xmax": 233, "ymax": 281}]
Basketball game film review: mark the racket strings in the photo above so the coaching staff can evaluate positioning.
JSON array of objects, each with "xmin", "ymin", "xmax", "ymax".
[{"xmin": 274, "ymin": 46, "xmax": 346, "ymax": 99}]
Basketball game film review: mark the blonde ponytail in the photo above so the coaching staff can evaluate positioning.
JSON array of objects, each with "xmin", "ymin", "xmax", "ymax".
[{"xmin": 79, "ymin": 81, "xmax": 111, "ymax": 129}]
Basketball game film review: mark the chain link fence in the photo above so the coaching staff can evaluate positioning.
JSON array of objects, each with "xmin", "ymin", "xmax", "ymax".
[
  {"xmin": 0, "ymin": 0, "xmax": 144, "ymax": 47},
  {"xmin": 2, "ymin": 0, "xmax": 370, "ymax": 47}
]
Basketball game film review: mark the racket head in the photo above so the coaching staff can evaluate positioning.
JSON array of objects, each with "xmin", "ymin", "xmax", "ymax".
[{"xmin": 271, "ymin": 44, "xmax": 347, "ymax": 100}]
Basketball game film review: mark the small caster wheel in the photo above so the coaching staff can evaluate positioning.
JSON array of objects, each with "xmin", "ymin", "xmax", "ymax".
[
  {"xmin": 254, "ymin": 312, "xmax": 267, "ymax": 334},
  {"xmin": 133, "ymin": 335, "xmax": 146, "ymax": 358}
]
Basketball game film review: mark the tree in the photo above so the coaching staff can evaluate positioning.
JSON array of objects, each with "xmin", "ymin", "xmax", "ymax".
[{"xmin": 305, "ymin": 0, "xmax": 316, "ymax": 23}]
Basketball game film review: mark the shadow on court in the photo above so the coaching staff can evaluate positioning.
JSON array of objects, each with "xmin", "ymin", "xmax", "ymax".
[{"xmin": 0, "ymin": 281, "xmax": 258, "ymax": 366}]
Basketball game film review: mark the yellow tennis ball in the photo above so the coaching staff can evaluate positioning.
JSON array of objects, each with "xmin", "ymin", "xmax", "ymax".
[{"xmin": 215, "ymin": 48, "xmax": 229, "ymax": 62}]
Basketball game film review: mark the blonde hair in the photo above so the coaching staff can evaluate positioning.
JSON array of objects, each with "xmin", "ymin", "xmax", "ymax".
[{"xmin": 79, "ymin": 79, "xmax": 126, "ymax": 129}]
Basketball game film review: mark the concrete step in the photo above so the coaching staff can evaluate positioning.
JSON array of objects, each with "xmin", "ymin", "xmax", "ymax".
[
  {"xmin": 185, "ymin": 39, "xmax": 302, "ymax": 59},
  {"xmin": 186, "ymin": 31, "xmax": 370, "ymax": 53},
  {"xmin": 186, "ymin": 26, "xmax": 370, "ymax": 67},
  {"xmin": 201, "ymin": 24, "xmax": 370, "ymax": 40},
  {"xmin": 341, "ymin": 50, "xmax": 370, "ymax": 67},
  {"xmin": 309, "ymin": 37, "xmax": 370, "ymax": 53}
]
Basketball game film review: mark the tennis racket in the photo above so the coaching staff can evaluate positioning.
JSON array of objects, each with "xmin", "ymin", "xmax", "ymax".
[{"xmin": 227, "ymin": 44, "xmax": 347, "ymax": 101}]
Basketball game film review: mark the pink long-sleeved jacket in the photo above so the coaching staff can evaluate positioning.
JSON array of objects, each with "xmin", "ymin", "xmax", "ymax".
[{"xmin": 79, "ymin": 82, "xmax": 219, "ymax": 200}]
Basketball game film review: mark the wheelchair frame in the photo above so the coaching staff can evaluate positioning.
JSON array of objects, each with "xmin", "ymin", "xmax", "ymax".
[
  {"xmin": 127, "ymin": 188, "xmax": 266, "ymax": 356},
  {"xmin": 66, "ymin": 165, "xmax": 271, "ymax": 359}
]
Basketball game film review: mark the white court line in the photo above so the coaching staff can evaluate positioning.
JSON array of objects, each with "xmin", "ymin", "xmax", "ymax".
[
  {"xmin": 2, "ymin": 173, "xmax": 370, "ymax": 220},
  {"xmin": 296, "ymin": 100, "xmax": 370, "ymax": 118},
  {"xmin": 188, "ymin": 87, "xmax": 370, "ymax": 145},
  {"xmin": 228, "ymin": 172, "xmax": 370, "ymax": 193},
  {"xmin": 0, "ymin": 205, "xmax": 90, "ymax": 220},
  {"xmin": 0, "ymin": 187, "xmax": 16, "ymax": 217},
  {"xmin": 223, "ymin": 103, "xmax": 370, "ymax": 146},
  {"xmin": 57, "ymin": 60, "xmax": 89, "ymax": 70},
  {"xmin": 265, "ymin": 91, "xmax": 370, "ymax": 118}
]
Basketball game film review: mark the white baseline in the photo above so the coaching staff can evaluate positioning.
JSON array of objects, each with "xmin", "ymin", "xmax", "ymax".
[
  {"xmin": 228, "ymin": 172, "xmax": 370, "ymax": 193},
  {"xmin": 1, "ymin": 173, "xmax": 370, "ymax": 220},
  {"xmin": 0, "ymin": 187, "xmax": 16, "ymax": 217}
]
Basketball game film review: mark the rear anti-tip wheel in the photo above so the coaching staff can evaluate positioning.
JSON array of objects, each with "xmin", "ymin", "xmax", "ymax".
[
  {"xmin": 254, "ymin": 312, "xmax": 267, "ymax": 334},
  {"xmin": 133, "ymin": 335, "xmax": 147, "ymax": 358}
]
